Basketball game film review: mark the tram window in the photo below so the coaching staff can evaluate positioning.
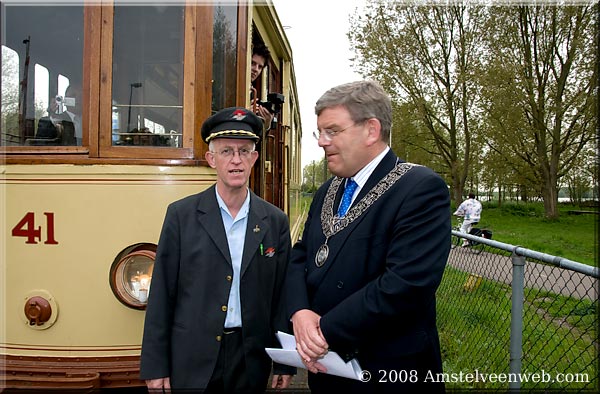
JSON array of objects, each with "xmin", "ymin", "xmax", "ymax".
[
  {"xmin": 212, "ymin": 4, "xmax": 238, "ymax": 113},
  {"xmin": 2, "ymin": 46, "xmax": 20, "ymax": 145},
  {"xmin": 0, "ymin": 4, "xmax": 83, "ymax": 147},
  {"xmin": 111, "ymin": 6, "xmax": 184, "ymax": 148}
]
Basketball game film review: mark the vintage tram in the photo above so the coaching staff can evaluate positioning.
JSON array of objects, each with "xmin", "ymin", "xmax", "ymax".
[{"xmin": 1, "ymin": 0, "xmax": 303, "ymax": 389}]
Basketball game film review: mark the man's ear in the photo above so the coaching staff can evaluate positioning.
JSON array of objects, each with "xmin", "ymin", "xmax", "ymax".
[
  {"xmin": 205, "ymin": 150, "xmax": 217, "ymax": 168},
  {"xmin": 250, "ymin": 150, "xmax": 259, "ymax": 167},
  {"xmin": 365, "ymin": 118, "xmax": 382, "ymax": 146}
]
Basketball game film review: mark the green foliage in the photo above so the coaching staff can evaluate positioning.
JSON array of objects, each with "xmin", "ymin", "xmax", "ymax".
[
  {"xmin": 349, "ymin": 1, "xmax": 598, "ymax": 219},
  {"xmin": 302, "ymin": 157, "xmax": 330, "ymax": 193},
  {"xmin": 498, "ymin": 202, "xmax": 543, "ymax": 217}
]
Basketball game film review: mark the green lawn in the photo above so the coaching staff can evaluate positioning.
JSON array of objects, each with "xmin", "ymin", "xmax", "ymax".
[
  {"xmin": 442, "ymin": 201, "xmax": 598, "ymax": 391},
  {"xmin": 453, "ymin": 202, "xmax": 598, "ymax": 266},
  {"xmin": 437, "ymin": 266, "xmax": 598, "ymax": 390}
]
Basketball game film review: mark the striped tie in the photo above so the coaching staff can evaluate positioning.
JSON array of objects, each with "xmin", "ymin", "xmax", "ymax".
[{"xmin": 337, "ymin": 179, "xmax": 358, "ymax": 217}]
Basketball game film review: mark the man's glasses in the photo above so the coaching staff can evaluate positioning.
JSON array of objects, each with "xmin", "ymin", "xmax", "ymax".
[
  {"xmin": 313, "ymin": 123, "xmax": 358, "ymax": 141},
  {"xmin": 210, "ymin": 147, "xmax": 254, "ymax": 159}
]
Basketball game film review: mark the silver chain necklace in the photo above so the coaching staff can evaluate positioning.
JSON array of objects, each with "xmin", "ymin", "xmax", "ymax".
[{"xmin": 315, "ymin": 161, "xmax": 418, "ymax": 267}]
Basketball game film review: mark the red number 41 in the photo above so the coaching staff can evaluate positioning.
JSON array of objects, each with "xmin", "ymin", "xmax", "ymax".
[{"xmin": 12, "ymin": 212, "xmax": 59, "ymax": 245}]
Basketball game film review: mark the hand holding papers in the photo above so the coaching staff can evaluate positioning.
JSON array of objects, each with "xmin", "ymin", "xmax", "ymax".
[{"xmin": 266, "ymin": 332, "xmax": 364, "ymax": 381}]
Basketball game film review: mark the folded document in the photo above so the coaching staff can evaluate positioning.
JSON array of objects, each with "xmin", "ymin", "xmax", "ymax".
[{"xmin": 266, "ymin": 331, "xmax": 363, "ymax": 381}]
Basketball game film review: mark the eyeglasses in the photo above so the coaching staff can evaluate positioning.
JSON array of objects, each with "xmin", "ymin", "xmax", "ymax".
[
  {"xmin": 313, "ymin": 123, "xmax": 357, "ymax": 141},
  {"xmin": 210, "ymin": 147, "xmax": 254, "ymax": 159}
]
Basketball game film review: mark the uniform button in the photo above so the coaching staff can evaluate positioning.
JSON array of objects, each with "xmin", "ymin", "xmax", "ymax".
[
  {"xmin": 337, "ymin": 281, "xmax": 344, "ymax": 289},
  {"xmin": 226, "ymin": 275, "xmax": 232, "ymax": 281},
  {"xmin": 216, "ymin": 335, "xmax": 222, "ymax": 342},
  {"xmin": 221, "ymin": 305, "xmax": 227, "ymax": 312}
]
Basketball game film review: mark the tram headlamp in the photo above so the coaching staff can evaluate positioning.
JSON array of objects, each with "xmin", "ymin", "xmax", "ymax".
[{"xmin": 110, "ymin": 246, "xmax": 156, "ymax": 310}]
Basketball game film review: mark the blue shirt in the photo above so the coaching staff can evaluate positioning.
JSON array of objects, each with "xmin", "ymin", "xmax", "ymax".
[{"xmin": 215, "ymin": 186, "xmax": 250, "ymax": 328}]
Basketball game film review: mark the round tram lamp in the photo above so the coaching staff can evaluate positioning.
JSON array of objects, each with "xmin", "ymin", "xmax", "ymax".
[{"xmin": 110, "ymin": 244, "xmax": 156, "ymax": 310}]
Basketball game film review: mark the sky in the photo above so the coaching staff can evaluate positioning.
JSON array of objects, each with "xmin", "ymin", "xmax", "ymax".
[{"xmin": 271, "ymin": 0, "xmax": 366, "ymax": 171}]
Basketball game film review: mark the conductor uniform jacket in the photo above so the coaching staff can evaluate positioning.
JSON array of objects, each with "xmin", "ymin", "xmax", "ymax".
[
  {"xmin": 140, "ymin": 185, "xmax": 293, "ymax": 389},
  {"xmin": 286, "ymin": 150, "xmax": 450, "ymax": 392}
]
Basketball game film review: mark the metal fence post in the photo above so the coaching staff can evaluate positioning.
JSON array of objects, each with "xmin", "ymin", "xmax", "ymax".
[{"xmin": 509, "ymin": 248, "xmax": 526, "ymax": 390}]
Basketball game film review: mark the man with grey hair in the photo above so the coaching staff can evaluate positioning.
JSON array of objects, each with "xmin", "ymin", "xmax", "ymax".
[
  {"xmin": 141, "ymin": 107, "xmax": 294, "ymax": 392},
  {"xmin": 286, "ymin": 80, "xmax": 450, "ymax": 393}
]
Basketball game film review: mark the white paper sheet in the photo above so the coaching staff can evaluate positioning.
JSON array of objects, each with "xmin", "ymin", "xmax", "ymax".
[{"xmin": 266, "ymin": 331, "xmax": 363, "ymax": 381}]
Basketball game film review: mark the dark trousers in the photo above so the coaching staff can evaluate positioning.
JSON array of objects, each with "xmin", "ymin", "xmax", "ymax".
[{"xmin": 204, "ymin": 329, "xmax": 264, "ymax": 394}]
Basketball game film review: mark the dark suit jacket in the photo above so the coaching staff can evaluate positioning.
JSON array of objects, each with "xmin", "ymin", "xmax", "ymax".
[
  {"xmin": 34, "ymin": 113, "xmax": 76, "ymax": 145},
  {"xmin": 287, "ymin": 150, "xmax": 450, "ymax": 376},
  {"xmin": 140, "ymin": 185, "xmax": 294, "ymax": 389}
]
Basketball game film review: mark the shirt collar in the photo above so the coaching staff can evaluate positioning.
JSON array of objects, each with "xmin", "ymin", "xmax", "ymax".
[
  {"xmin": 351, "ymin": 146, "xmax": 390, "ymax": 189},
  {"xmin": 215, "ymin": 185, "xmax": 250, "ymax": 221}
]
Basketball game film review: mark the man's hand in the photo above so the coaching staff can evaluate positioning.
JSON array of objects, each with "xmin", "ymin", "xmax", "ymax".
[
  {"xmin": 146, "ymin": 377, "xmax": 171, "ymax": 390},
  {"xmin": 291, "ymin": 309, "xmax": 329, "ymax": 373},
  {"xmin": 256, "ymin": 105, "xmax": 274, "ymax": 130},
  {"xmin": 271, "ymin": 374, "xmax": 293, "ymax": 390}
]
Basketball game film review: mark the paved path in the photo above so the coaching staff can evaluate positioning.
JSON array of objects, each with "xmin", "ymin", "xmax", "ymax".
[{"xmin": 448, "ymin": 247, "xmax": 598, "ymax": 300}]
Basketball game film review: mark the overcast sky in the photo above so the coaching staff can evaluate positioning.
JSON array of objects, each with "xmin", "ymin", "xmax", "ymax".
[{"xmin": 272, "ymin": 0, "xmax": 366, "ymax": 170}]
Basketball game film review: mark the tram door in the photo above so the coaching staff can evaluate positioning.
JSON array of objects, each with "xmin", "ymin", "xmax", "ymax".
[{"xmin": 263, "ymin": 61, "xmax": 283, "ymax": 208}]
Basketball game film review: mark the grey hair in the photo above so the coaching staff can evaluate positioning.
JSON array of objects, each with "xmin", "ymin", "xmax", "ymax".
[{"xmin": 315, "ymin": 80, "xmax": 392, "ymax": 142}]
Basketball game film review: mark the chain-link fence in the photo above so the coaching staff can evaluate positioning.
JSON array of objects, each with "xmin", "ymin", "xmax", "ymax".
[{"xmin": 438, "ymin": 230, "xmax": 599, "ymax": 391}]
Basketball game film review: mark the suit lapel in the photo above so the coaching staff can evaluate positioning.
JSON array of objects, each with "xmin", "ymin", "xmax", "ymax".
[
  {"xmin": 241, "ymin": 192, "xmax": 268, "ymax": 277},
  {"xmin": 197, "ymin": 185, "xmax": 231, "ymax": 265},
  {"xmin": 353, "ymin": 150, "xmax": 399, "ymax": 204}
]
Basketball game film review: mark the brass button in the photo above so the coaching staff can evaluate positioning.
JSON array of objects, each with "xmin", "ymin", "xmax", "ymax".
[
  {"xmin": 221, "ymin": 305, "xmax": 227, "ymax": 312},
  {"xmin": 216, "ymin": 335, "xmax": 222, "ymax": 342},
  {"xmin": 226, "ymin": 275, "xmax": 232, "ymax": 281}
]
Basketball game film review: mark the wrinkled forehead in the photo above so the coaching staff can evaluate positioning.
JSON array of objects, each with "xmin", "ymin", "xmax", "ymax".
[{"xmin": 212, "ymin": 138, "xmax": 255, "ymax": 148}]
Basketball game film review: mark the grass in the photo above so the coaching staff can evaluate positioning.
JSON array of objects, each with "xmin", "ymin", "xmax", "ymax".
[
  {"xmin": 437, "ymin": 266, "xmax": 598, "ymax": 390},
  {"xmin": 452, "ymin": 202, "xmax": 598, "ymax": 266}
]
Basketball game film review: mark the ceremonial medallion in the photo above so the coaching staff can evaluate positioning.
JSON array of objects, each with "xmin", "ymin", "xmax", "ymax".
[{"xmin": 315, "ymin": 243, "xmax": 329, "ymax": 267}]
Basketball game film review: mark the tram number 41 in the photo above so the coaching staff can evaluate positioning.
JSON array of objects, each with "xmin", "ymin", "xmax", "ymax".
[{"xmin": 12, "ymin": 212, "xmax": 59, "ymax": 245}]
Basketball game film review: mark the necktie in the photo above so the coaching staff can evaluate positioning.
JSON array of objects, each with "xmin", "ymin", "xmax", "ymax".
[{"xmin": 337, "ymin": 179, "xmax": 358, "ymax": 217}]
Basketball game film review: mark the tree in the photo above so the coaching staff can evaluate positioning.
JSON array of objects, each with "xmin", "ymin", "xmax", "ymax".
[
  {"xmin": 2, "ymin": 45, "xmax": 20, "ymax": 143},
  {"xmin": 302, "ymin": 156, "xmax": 330, "ymax": 193},
  {"xmin": 480, "ymin": 4, "xmax": 597, "ymax": 218},
  {"xmin": 349, "ymin": 2, "xmax": 597, "ymax": 217},
  {"xmin": 349, "ymin": 2, "xmax": 489, "ymax": 206}
]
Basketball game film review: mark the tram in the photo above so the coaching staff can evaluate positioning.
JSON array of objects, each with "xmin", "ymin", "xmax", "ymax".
[{"xmin": 1, "ymin": 0, "xmax": 303, "ymax": 389}]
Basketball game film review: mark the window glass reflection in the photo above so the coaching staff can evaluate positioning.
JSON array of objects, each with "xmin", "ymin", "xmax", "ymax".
[
  {"xmin": 1, "ymin": 5, "xmax": 83, "ymax": 147},
  {"xmin": 212, "ymin": 5, "xmax": 238, "ymax": 113},
  {"xmin": 111, "ymin": 6, "xmax": 184, "ymax": 147}
]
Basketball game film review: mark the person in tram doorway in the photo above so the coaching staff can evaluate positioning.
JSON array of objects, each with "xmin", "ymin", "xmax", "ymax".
[
  {"xmin": 250, "ymin": 42, "xmax": 274, "ymax": 130},
  {"xmin": 453, "ymin": 192, "xmax": 483, "ymax": 246},
  {"xmin": 140, "ymin": 107, "xmax": 295, "ymax": 392},
  {"xmin": 285, "ymin": 80, "xmax": 450, "ymax": 394}
]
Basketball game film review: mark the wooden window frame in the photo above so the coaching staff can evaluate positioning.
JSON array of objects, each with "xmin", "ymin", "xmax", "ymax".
[
  {"xmin": 2, "ymin": 3, "xmax": 249, "ymax": 166},
  {"xmin": 97, "ymin": 3, "xmax": 197, "ymax": 160}
]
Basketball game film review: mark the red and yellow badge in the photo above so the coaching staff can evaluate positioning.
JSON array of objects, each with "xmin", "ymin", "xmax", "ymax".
[
  {"xmin": 232, "ymin": 109, "xmax": 247, "ymax": 121},
  {"xmin": 265, "ymin": 247, "xmax": 275, "ymax": 258}
]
